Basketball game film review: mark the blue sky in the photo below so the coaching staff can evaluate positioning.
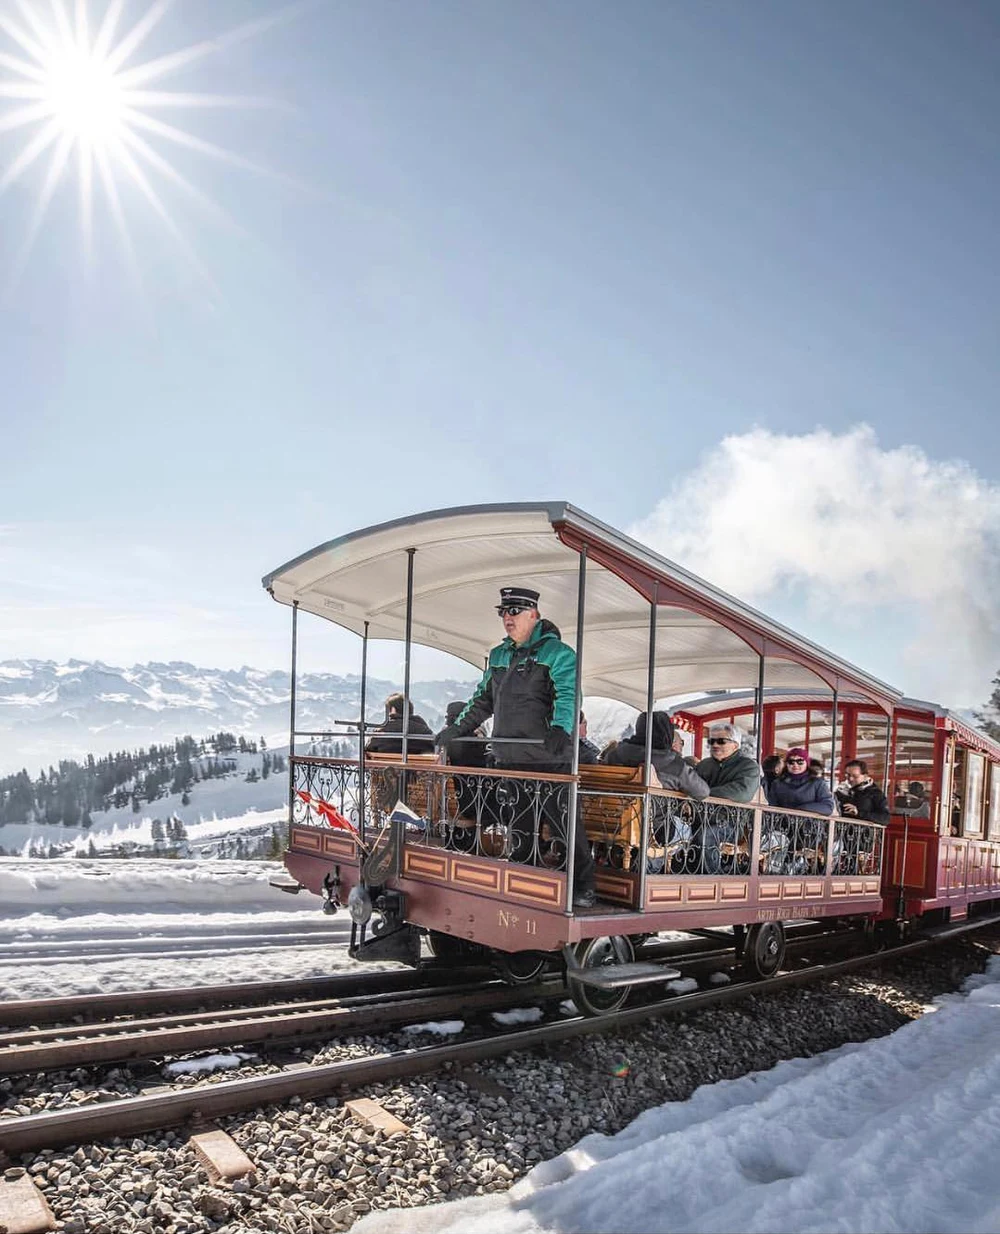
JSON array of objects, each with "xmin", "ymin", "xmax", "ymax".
[{"xmin": 2, "ymin": 1, "xmax": 999, "ymax": 702}]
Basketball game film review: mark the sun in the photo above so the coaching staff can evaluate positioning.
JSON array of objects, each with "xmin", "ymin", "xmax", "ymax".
[
  {"xmin": 42, "ymin": 43, "xmax": 125, "ymax": 144},
  {"xmin": 0, "ymin": 0, "xmax": 295, "ymax": 294}
]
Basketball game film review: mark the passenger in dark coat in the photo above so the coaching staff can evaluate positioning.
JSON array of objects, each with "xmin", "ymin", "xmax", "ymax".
[
  {"xmin": 578, "ymin": 711, "xmax": 601, "ymax": 766},
  {"xmin": 766, "ymin": 747, "xmax": 835, "ymax": 815},
  {"xmin": 603, "ymin": 711, "xmax": 710, "ymax": 799},
  {"xmin": 761, "ymin": 752, "xmax": 785, "ymax": 793},
  {"xmin": 835, "ymin": 759, "xmax": 890, "ymax": 824},
  {"xmin": 365, "ymin": 692, "xmax": 435, "ymax": 754},
  {"xmin": 695, "ymin": 725, "xmax": 760, "ymax": 803},
  {"xmin": 690, "ymin": 722, "xmax": 760, "ymax": 874}
]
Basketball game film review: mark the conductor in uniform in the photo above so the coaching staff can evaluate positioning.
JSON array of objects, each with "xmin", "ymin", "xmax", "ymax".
[{"xmin": 435, "ymin": 585, "xmax": 596, "ymax": 907}]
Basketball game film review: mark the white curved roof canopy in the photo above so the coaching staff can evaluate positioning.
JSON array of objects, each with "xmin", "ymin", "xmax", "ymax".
[{"xmin": 263, "ymin": 503, "xmax": 900, "ymax": 713}]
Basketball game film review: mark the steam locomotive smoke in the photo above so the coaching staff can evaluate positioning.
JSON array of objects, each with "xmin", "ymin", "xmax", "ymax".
[{"xmin": 632, "ymin": 425, "xmax": 1000, "ymax": 706}]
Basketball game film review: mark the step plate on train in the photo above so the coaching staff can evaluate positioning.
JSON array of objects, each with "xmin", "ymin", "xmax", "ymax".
[{"xmin": 572, "ymin": 962, "xmax": 681, "ymax": 990}]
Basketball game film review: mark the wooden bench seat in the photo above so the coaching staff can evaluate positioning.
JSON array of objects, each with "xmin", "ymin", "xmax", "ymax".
[
  {"xmin": 364, "ymin": 753, "xmax": 457, "ymax": 821},
  {"xmin": 579, "ymin": 764, "xmax": 644, "ymax": 867}
]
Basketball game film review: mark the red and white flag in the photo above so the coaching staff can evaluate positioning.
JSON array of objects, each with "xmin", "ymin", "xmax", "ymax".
[{"xmin": 295, "ymin": 789, "xmax": 360, "ymax": 836}]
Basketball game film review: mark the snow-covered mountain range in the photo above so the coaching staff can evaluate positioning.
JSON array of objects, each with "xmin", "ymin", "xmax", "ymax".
[{"xmin": 0, "ymin": 659, "xmax": 478, "ymax": 774}]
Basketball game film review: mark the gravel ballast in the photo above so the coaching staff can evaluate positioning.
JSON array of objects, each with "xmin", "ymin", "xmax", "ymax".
[{"xmin": 12, "ymin": 925, "xmax": 1000, "ymax": 1234}]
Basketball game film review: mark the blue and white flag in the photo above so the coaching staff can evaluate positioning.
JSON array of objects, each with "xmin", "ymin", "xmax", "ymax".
[{"xmin": 390, "ymin": 799, "xmax": 426, "ymax": 832}]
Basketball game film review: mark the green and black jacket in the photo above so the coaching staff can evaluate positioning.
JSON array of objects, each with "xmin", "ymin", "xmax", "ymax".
[{"xmin": 442, "ymin": 619, "xmax": 577, "ymax": 768}]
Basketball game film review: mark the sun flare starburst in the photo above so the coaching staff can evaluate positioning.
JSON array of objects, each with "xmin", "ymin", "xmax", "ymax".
[
  {"xmin": 0, "ymin": 0, "xmax": 295, "ymax": 296},
  {"xmin": 42, "ymin": 43, "xmax": 125, "ymax": 142}
]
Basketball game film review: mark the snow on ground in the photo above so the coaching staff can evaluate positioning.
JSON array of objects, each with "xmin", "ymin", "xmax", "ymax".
[
  {"xmin": 0, "ymin": 859, "xmax": 392, "ymax": 999},
  {"xmin": 355, "ymin": 957, "xmax": 1000, "ymax": 1234},
  {"xmin": 401, "ymin": 1021, "xmax": 464, "ymax": 1036},
  {"xmin": 491, "ymin": 1007, "xmax": 545, "ymax": 1026},
  {"xmin": 0, "ymin": 858, "xmax": 316, "ymax": 914},
  {"xmin": 163, "ymin": 1053, "xmax": 255, "ymax": 1078}
]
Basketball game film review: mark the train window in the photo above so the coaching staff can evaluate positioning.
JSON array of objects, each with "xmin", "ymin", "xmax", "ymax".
[
  {"xmin": 771, "ymin": 709, "xmax": 808, "ymax": 754},
  {"xmin": 891, "ymin": 715, "xmax": 935, "ymax": 815},
  {"xmin": 950, "ymin": 746, "xmax": 966, "ymax": 835},
  {"xmin": 855, "ymin": 712, "xmax": 889, "ymax": 787},
  {"xmin": 803, "ymin": 707, "xmax": 846, "ymax": 778},
  {"xmin": 987, "ymin": 764, "xmax": 1000, "ymax": 842},
  {"xmin": 767, "ymin": 706, "xmax": 846, "ymax": 776},
  {"xmin": 963, "ymin": 752, "xmax": 986, "ymax": 838}
]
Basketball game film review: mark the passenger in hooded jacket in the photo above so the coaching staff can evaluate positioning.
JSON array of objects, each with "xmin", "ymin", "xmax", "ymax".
[
  {"xmin": 766, "ymin": 747, "xmax": 835, "ymax": 814},
  {"xmin": 603, "ymin": 711, "xmax": 710, "ymax": 799}
]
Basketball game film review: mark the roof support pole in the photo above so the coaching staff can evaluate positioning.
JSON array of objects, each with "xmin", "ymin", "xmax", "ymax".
[
  {"xmin": 564, "ymin": 547, "xmax": 587, "ymax": 915},
  {"xmin": 829, "ymin": 689, "xmax": 840, "ymax": 789},
  {"xmin": 637, "ymin": 587, "xmax": 658, "ymax": 913},
  {"xmin": 287, "ymin": 600, "xmax": 299, "ymax": 826},
  {"xmin": 401, "ymin": 549, "xmax": 416, "ymax": 765},
  {"xmin": 753, "ymin": 654, "xmax": 765, "ymax": 765},
  {"xmin": 358, "ymin": 620, "xmax": 369, "ymax": 843}
]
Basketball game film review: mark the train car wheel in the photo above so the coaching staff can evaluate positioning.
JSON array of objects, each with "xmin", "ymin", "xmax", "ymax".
[
  {"xmin": 743, "ymin": 921, "xmax": 785, "ymax": 979},
  {"xmin": 495, "ymin": 950, "xmax": 549, "ymax": 984},
  {"xmin": 567, "ymin": 934, "xmax": 635, "ymax": 1017},
  {"xmin": 425, "ymin": 931, "xmax": 482, "ymax": 963}
]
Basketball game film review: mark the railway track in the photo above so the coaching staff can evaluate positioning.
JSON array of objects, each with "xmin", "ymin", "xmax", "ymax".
[
  {"xmin": 3, "ymin": 911, "xmax": 998, "ymax": 1159},
  {"xmin": 0, "ymin": 975, "xmax": 566, "ymax": 1074},
  {"xmin": 0, "ymin": 929, "xmax": 349, "ymax": 967},
  {"xmin": 0, "ymin": 922, "xmax": 847, "ymax": 1074},
  {"xmin": 0, "ymin": 964, "xmax": 488, "ymax": 1029}
]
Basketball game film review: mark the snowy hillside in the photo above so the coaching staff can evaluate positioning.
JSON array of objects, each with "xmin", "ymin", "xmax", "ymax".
[
  {"xmin": 0, "ymin": 743, "xmax": 289, "ymax": 859},
  {"xmin": 0, "ymin": 658, "xmax": 477, "ymax": 774}
]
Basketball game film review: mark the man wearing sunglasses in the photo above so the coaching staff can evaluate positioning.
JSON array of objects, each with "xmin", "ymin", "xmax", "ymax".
[
  {"xmin": 692, "ymin": 722, "xmax": 761, "ymax": 875},
  {"xmin": 694, "ymin": 723, "xmax": 760, "ymax": 802},
  {"xmin": 435, "ymin": 586, "xmax": 596, "ymax": 907}
]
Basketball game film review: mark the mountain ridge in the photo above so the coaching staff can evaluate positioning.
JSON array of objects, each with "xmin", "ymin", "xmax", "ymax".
[{"xmin": 0, "ymin": 658, "xmax": 477, "ymax": 775}]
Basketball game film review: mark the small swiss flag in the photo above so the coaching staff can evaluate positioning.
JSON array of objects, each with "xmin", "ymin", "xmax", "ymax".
[{"xmin": 296, "ymin": 789, "xmax": 359, "ymax": 836}]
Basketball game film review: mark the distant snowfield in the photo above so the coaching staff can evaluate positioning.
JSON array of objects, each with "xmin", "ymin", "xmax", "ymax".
[
  {"xmin": 0, "ymin": 750, "xmax": 288, "ymax": 857},
  {"xmin": 356, "ymin": 957, "xmax": 1000, "ymax": 1234},
  {"xmin": 2, "ymin": 802, "xmax": 287, "ymax": 858},
  {"xmin": 0, "ymin": 859, "xmax": 390, "ymax": 1000}
]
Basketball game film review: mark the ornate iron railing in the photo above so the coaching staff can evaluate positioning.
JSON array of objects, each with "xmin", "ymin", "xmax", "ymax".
[
  {"xmin": 758, "ymin": 809, "xmax": 827, "ymax": 876},
  {"xmin": 290, "ymin": 756, "xmax": 885, "ymax": 881},
  {"xmin": 291, "ymin": 756, "xmax": 573, "ymax": 872},
  {"xmin": 653, "ymin": 795, "xmax": 757, "ymax": 877},
  {"xmin": 292, "ymin": 757, "xmax": 364, "ymax": 828},
  {"xmin": 832, "ymin": 816, "xmax": 884, "ymax": 876}
]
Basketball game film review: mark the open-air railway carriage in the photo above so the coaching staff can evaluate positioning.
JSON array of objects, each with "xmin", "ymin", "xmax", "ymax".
[
  {"xmin": 677, "ymin": 689, "xmax": 1000, "ymax": 926},
  {"xmin": 264, "ymin": 503, "xmax": 904, "ymax": 1013}
]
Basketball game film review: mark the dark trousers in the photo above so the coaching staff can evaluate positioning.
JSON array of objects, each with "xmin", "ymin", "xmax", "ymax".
[{"xmin": 491, "ymin": 762, "xmax": 595, "ymax": 892}]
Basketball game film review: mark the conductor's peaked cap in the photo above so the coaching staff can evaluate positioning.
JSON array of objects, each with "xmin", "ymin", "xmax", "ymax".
[{"xmin": 496, "ymin": 586, "xmax": 540, "ymax": 611}]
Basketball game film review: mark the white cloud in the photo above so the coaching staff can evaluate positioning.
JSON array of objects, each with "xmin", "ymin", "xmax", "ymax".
[{"xmin": 631, "ymin": 425, "xmax": 1000, "ymax": 705}]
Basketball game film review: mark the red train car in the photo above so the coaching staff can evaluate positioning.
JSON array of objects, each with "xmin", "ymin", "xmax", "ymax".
[
  {"xmin": 675, "ymin": 691, "xmax": 1000, "ymax": 926},
  {"xmin": 263, "ymin": 504, "xmax": 995, "ymax": 1013}
]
